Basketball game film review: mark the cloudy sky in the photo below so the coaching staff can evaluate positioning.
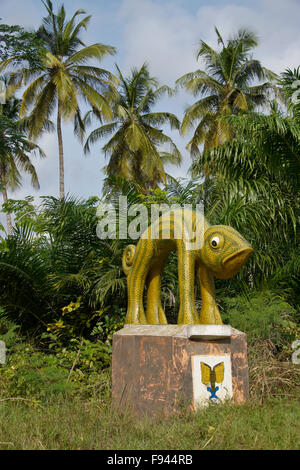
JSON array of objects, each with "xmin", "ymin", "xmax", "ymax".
[{"xmin": 1, "ymin": 0, "xmax": 300, "ymax": 209}]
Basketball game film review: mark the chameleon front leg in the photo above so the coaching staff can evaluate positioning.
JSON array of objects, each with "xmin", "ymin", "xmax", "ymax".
[
  {"xmin": 145, "ymin": 254, "xmax": 168, "ymax": 324},
  {"xmin": 125, "ymin": 241, "xmax": 154, "ymax": 324},
  {"xmin": 125, "ymin": 269, "xmax": 147, "ymax": 324},
  {"xmin": 196, "ymin": 264, "xmax": 223, "ymax": 325},
  {"xmin": 177, "ymin": 242, "xmax": 199, "ymax": 324}
]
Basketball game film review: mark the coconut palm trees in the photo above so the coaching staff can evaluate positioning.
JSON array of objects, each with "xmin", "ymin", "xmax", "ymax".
[
  {"xmin": 9, "ymin": 0, "xmax": 117, "ymax": 199},
  {"xmin": 177, "ymin": 27, "xmax": 275, "ymax": 159},
  {"xmin": 84, "ymin": 63, "xmax": 182, "ymax": 192},
  {"xmin": 0, "ymin": 95, "xmax": 44, "ymax": 235}
]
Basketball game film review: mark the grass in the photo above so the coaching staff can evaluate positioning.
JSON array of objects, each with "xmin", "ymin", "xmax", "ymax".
[{"xmin": 0, "ymin": 393, "xmax": 299, "ymax": 450}]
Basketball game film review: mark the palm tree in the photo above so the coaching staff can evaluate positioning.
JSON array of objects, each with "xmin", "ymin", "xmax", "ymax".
[
  {"xmin": 9, "ymin": 0, "xmax": 117, "ymax": 199},
  {"xmin": 84, "ymin": 63, "xmax": 182, "ymax": 192},
  {"xmin": 190, "ymin": 103, "xmax": 299, "ymax": 284},
  {"xmin": 177, "ymin": 27, "xmax": 275, "ymax": 160},
  {"xmin": 0, "ymin": 94, "xmax": 44, "ymax": 235}
]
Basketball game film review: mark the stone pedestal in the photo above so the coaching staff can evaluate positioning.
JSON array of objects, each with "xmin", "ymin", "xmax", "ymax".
[{"xmin": 112, "ymin": 325, "xmax": 248, "ymax": 417}]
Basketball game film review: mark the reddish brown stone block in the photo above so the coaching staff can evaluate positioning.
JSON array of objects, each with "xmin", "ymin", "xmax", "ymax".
[{"xmin": 112, "ymin": 325, "xmax": 249, "ymax": 416}]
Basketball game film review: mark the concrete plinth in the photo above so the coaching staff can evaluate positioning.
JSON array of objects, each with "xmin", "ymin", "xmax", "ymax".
[{"xmin": 112, "ymin": 325, "xmax": 249, "ymax": 416}]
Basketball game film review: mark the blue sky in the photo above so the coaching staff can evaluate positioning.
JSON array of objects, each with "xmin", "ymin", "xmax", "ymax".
[{"xmin": 1, "ymin": 0, "xmax": 300, "ymax": 212}]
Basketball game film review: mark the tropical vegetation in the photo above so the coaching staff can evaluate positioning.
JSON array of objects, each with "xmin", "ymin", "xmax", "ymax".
[
  {"xmin": 177, "ymin": 27, "xmax": 275, "ymax": 160},
  {"xmin": 84, "ymin": 63, "xmax": 181, "ymax": 191}
]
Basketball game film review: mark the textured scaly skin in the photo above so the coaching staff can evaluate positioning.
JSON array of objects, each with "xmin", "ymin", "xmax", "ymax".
[{"xmin": 122, "ymin": 209, "xmax": 253, "ymax": 325}]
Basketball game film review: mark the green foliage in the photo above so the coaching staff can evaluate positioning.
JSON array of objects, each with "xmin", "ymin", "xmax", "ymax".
[
  {"xmin": 0, "ymin": 92, "xmax": 45, "ymax": 236},
  {"xmin": 90, "ymin": 305, "xmax": 126, "ymax": 342},
  {"xmin": 0, "ymin": 23, "xmax": 45, "ymax": 68},
  {"xmin": 0, "ymin": 227, "xmax": 52, "ymax": 330},
  {"xmin": 0, "ymin": 308, "xmax": 20, "ymax": 347},
  {"xmin": 177, "ymin": 27, "xmax": 275, "ymax": 155},
  {"xmin": 190, "ymin": 100, "xmax": 299, "ymax": 291},
  {"xmin": 0, "ymin": 195, "xmax": 127, "ymax": 338},
  {"xmin": 16, "ymin": 0, "xmax": 117, "ymax": 135},
  {"xmin": 221, "ymin": 290, "xmax": 299, "ymax": 348},
  {"xmin": 1, "ymin": 196, "xmax": 37, "ymax": 225},
  {"xmin": 0, "ymin": 314, "xmax": 112, "ymax": 402},
  {"xmin": 44, "ymin": 298, "xmax": 125, "ymax": 345},
  {"xmin": 0, "ymin": 340, "xmax": 74, "ymax": 400},
  {"xmin": 221, "ymin": 291, "xmax": 300, "ymax": 402},
  {"xmin": 0, "ymin": 96, "xmax": 44, "ymax": 190}
]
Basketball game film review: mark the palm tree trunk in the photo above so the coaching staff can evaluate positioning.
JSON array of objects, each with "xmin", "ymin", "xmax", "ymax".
[
  {"xmin": 0, "ymin": 168, "xmax": 13, "ymax": 236},
  {"xmin": 57, "ymin": 100, "xmax": 65, "ymax": 199}
]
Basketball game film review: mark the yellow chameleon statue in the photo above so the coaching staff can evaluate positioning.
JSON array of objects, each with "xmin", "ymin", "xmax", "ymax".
[{"xmin": 122, "ymin": 208, "xmax": 253, "ymax": 325}]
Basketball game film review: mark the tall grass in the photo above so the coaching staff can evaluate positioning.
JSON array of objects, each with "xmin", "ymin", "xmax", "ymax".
[{"xmin": 0, "ymin": 395, "xmax": 299, "ymax": 450}]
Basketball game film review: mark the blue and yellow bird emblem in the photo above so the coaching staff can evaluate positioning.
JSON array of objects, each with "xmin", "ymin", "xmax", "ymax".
[{"xmin": 200, "ymin": 362, "xmax": 224, "ymax": 400}]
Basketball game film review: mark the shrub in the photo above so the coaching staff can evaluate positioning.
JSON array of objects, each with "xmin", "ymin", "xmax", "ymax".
[
  {"xmin": 221, "ymin": 290, "xmax": 299, "ymax": 349},
  {"xmin": 0, "ymin": 313, "xmax": 112, "ymax": 403},
  {"xmin": 221, "ymin": 290, "xmax": 300, "ymax": 402}
]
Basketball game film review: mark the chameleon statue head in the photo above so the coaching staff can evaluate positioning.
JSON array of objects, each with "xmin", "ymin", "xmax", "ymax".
[{"xmin": 198, "ymin": 225, "xmax": 253, "ymax": 280}]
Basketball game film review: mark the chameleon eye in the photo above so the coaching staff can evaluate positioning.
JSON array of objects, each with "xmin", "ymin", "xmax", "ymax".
[{"xmin": 211, "ymin": 236, "xmax": 220, "ymax": 248}]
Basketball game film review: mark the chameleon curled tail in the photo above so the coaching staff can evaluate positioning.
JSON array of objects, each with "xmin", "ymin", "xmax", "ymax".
[{"xmin": 122, "ymin": 245, "xmax": 136, "ymax": 275}]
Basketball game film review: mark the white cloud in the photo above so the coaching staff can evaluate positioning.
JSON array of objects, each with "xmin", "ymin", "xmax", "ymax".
[
  {"xmin": 117, "ymin": 0, "xmax": 200, "ymax": 84},
  {"xmin": 118, "ymin": 0, "xmax": 300, "ymax": 82}
]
